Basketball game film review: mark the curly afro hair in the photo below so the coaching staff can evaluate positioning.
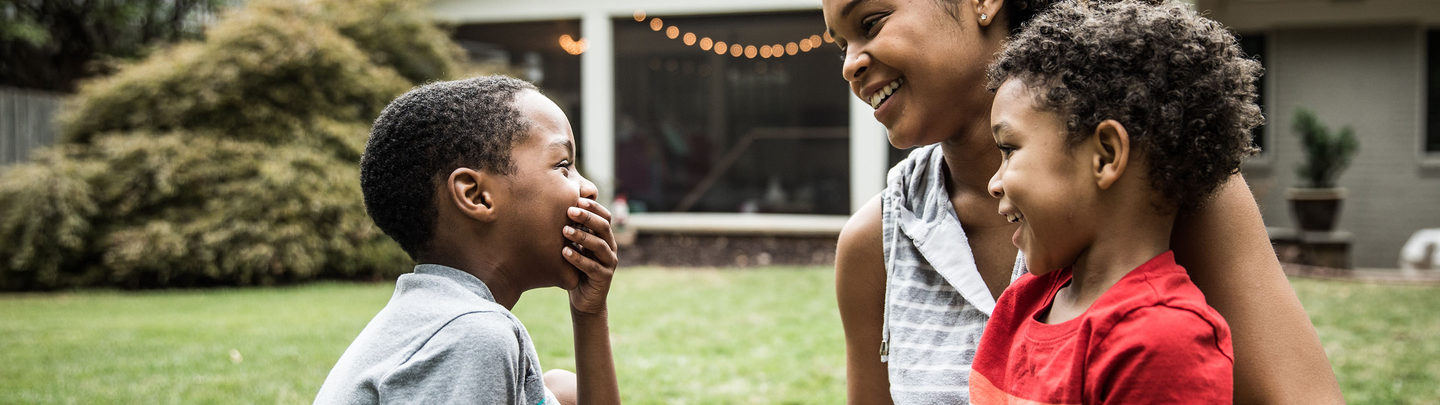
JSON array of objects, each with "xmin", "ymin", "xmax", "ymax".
[
  {"xmin": 360, "ymin": 75, "xmax": 538, "ymax": 259},
  {"xmin": 987, "ymin": 0, "xmax": 1262, "ymax": 214}
]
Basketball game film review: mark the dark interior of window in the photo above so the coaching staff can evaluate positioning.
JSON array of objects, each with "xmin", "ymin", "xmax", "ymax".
[{"xmin": 614, "ymin": 11, "xmax": 850, "ymax": 214}]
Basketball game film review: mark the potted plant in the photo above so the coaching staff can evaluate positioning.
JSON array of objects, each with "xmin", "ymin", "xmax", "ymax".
[{"xmin": 1288, "ymin": 108, "xmax": 1359, "ymax": 232}]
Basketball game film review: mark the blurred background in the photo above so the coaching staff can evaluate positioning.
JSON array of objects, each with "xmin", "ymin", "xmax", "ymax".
[{"xmin": 1, "ymin": 0, "xmax": 1438, "ymax": 403}]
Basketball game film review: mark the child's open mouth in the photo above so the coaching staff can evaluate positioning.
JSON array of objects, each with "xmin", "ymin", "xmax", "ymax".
[{"xmin": 1005, "ymin": 212, "xmax": 1025, "ymax": 248}]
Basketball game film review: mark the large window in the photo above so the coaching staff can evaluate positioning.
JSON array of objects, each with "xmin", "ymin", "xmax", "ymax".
[
  {"xmin": 1238, "ymin": 33, "xmax": 1268, "ymax": 153},
  {"xmin": 614, "ymin": 11, "xmax": 850, "ymax": 215},
  {"xmin": 1427, "ymin": 29, "xmax": 1440, "ymax": 154},
  {"xmin": 453, "ymin": 20, "xmax": 584, "ymax": 145}
]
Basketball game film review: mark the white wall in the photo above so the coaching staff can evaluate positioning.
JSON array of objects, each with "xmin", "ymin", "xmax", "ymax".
[{"xmin": 1242, "ymin": 25, "xmax": 1440, "ymax": 268}]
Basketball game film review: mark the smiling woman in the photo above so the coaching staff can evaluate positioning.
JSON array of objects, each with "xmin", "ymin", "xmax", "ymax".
[{"xmin": 822, "ymin": 0, "xmax": 1344, "ymax": 404}]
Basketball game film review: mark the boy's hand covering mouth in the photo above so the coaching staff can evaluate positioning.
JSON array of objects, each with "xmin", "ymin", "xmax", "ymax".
[{"xmin": 563, "ymin": 198, "xmax": 619, "ymax": 316}]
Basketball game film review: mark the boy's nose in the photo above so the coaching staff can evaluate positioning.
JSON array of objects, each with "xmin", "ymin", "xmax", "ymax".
[
  {"xmin": 987, "ymin": 171, "xmax": 1004, "ymax": 199},
  {"xmin": 578, "ymin": 174, "xmax": 599, "ymax": 200}
]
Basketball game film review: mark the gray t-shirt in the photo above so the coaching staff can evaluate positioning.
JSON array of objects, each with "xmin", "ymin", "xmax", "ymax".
[{"xmin": 314, "ymin": 264, "xmax": 557, "ymax": 405}]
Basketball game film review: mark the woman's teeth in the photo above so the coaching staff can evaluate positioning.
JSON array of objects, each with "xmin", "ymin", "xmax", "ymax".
[
  {"xmin": 1005, "ymin": 213, "xmax": 1024, "ymax": 223},
  {"xmin": 869, "ymin": 77, "xmax": 904, "ymax": 109}
]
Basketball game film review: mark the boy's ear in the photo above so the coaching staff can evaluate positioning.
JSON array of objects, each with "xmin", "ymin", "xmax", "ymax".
[
  {"xmin": 447, "ymin": 168, "xmax": 502, "ymax": 223},
  {"xmin": 1090, "ymin": 119, "xmax": 1130, "ymax": 190}
]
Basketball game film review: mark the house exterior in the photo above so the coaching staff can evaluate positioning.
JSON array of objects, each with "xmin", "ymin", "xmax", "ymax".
[
  {"xmin": 431, "ymin": 0, "xmax": 876, "ymax": 238},
  {"xmin": 433, "ymin": 0, "xmax": 1440, "ymax": 267},
  {"xmin": 1199, "ymin": 0, "xmax": 1440, "ymax": 267}
]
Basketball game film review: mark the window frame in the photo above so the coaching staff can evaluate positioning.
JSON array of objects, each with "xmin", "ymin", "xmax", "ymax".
[
  {"xmin": 1239, "ymin": 31, "xmax": 1275, "ymax": 168},
  {"xmin": 1420, "ymin": 27, "xmax": 1440, "ymax": 166}
]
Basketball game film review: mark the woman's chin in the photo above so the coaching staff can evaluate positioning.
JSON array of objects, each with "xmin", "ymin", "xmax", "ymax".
[
  {"xmin": 885, "ymin": 129, "xmax": 925, "ymax": 150},
  {"xmin": 885, "ymin": 123, "xmax": 954, "ymax": 149}
]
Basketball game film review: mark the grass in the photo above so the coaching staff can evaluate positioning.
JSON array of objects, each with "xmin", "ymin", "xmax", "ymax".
[
  {"xmin": 1292, "ymin": 279, "xmax": 1440, "ymax": 404},
  {"xmin": 0, "ymin": 269, "xmax": 1435, "ymax": 404},
  {"xmin": 0, "ymin": 268, "xmax": 844, "ymax": 405}
]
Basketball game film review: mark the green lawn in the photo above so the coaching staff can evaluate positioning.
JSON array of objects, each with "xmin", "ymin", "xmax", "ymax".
[{"xmin": 0, "ymin": 269, "xmax": 1435, "ymax": 404}]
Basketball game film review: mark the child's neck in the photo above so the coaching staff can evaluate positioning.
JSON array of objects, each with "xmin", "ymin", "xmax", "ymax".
[
  {"xmin": 1045, "ymin": 207, "xmax": 1175, "ymax": 324},
  {"xmin": 418, "ymin": 247, "xmax": 526, "ymax": 310}
]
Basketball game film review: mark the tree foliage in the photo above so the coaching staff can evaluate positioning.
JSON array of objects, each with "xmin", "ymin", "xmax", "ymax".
[
  {"xmin": 0, "ymin": 0, "xmax": 226, "ymax": 92},
  {"xmin": 0, "ymin": 0, "xmax": 468, "ymax": 290}
]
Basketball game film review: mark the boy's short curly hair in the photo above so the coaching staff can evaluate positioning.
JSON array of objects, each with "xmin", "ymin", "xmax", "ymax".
[
  {"xmin": 360, "ymin": 75, "xmax": 538, "ymax": 259},
  {"xmin": 987, "ymin": 0, "xmax": 1262, "ymax": 213}
]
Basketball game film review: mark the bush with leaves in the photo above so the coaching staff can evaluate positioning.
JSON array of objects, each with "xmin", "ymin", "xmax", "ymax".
[
  {"xmin": 0, "ymin": 0, "xmax": 469, "ymax": 290},
  {"xmin": 1291, "ymin": 108, "xmax": 1360, "ymax": 189}
]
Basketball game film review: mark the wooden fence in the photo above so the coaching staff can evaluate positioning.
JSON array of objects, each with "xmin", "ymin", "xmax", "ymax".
[{"xmin": 0, "ymin": 87, "xmax": 65, "ymax": 166}]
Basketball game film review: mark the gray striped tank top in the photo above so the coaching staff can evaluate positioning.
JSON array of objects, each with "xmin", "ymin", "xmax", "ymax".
[{"xmin": 879, "ymin": 144, "xmax": 1026, "ymax": 404}]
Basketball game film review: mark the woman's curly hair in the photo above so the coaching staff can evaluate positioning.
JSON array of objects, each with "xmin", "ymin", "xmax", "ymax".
[{"xmin": 987, "ymin": 0, "xmax": 1262, "ymax": 214}]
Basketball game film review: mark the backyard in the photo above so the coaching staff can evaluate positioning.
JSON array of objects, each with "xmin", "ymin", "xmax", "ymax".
[{"xmin": 0, "ymin": 267, "xmax": 1435, "ymax": 404}]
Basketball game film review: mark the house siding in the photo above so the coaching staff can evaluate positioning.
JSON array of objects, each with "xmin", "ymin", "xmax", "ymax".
[{"xmin": 1242, "ymin": 26, "xmax": 1440, "ymax": 268}]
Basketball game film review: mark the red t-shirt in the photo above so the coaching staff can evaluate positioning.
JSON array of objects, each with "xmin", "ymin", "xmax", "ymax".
[{"xmin": 970, "ymin": 251, "xmax": 1233, "ymax": 405}]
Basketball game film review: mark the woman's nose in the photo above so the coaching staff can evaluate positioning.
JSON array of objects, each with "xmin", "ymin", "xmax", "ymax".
[{"xmin": 841, "ymin": 47, "xmax": 869, "ymax": 82}]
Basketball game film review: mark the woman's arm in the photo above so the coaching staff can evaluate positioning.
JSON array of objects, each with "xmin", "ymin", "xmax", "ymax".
[
  {"xmin": 835, "ymin": 195, "xmax": 896, "ymax": 405},
  {"xmin": 1173, "ymin": 174, "xmax": 1343, "ymax": 404}
]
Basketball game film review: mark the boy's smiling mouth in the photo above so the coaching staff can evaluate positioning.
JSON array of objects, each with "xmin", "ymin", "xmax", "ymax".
[{"xmin": 1005, "ymin": 213, "xmax": 1025, "ymax": 223}]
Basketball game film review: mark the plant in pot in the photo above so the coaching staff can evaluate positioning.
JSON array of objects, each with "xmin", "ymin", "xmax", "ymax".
[{"xmin": 1288, "ymin": 108, "xmax": 1359, "ymax": 232}]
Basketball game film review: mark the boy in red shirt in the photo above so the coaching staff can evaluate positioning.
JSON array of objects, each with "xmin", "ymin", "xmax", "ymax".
[{"xmin": 970, "ymin": 1, "xmax": 1262, "ymax": 404}]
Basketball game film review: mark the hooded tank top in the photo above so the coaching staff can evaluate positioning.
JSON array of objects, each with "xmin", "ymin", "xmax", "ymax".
[{"xmin": 879, "ymin": 144, "xmax": 1027, "ymax": 404}]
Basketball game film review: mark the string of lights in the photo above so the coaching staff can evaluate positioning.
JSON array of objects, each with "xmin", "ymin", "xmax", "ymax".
[{"xmin": 557, "ymin": 9, "xmax": 835, "ymax": 58}]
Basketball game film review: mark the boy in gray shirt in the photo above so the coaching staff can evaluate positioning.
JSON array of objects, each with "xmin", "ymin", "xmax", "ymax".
[{"xmin": 315, "ymin": 76, "xmax": 622, "ymax": 405}]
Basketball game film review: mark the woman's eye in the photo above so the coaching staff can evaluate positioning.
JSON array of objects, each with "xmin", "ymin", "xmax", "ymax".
[{"xmin": 861, "ymin": 13, "xmax": 886, "ymax": 35}]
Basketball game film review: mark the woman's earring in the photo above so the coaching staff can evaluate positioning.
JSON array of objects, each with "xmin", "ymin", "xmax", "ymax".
[{"xmin": 980, "ymin": 14, "xmax": 988, "ymax": 22}]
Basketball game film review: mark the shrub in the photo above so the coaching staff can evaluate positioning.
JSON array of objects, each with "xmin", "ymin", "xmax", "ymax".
[
  {"xmin": 0, "ymin": 0, "xmax": 467, "ymax": 290},
  {"xmin": 1292, "ymin": 108, "xmax": 1359, "ymax": 189}
]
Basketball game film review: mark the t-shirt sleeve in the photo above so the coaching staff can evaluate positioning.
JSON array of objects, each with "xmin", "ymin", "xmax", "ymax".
[
  {"xmin": 377, "ymin": 312, "xmax": 532, "ymax": 405},
  {"xmin": 1085, "ymin": 305, "xmax": 1234, "ymax": 405}
]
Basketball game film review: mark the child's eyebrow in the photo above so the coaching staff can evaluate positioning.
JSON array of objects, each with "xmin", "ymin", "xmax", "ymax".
[
  {"xmin": 550, "ymin": 138, "xmax": 575, "ymax": 159},
  {"xmin": 991, "ymin": 122, "xmax": 1012, "ymax": 137}
]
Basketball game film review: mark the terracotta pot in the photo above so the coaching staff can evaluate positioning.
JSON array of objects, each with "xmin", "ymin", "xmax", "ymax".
[{"xmin": 1287, "ymin": 187, "xmax": 1346, "ymax": 232}]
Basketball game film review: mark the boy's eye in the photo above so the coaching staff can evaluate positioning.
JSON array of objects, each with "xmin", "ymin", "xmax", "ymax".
[
  {"xmin": 997, "ymin": 145, "xmax": 1014, "ymax": 159},
  {"xmin": 557, "ymin": 160, "xmax": 573, "ymax": 174}
]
